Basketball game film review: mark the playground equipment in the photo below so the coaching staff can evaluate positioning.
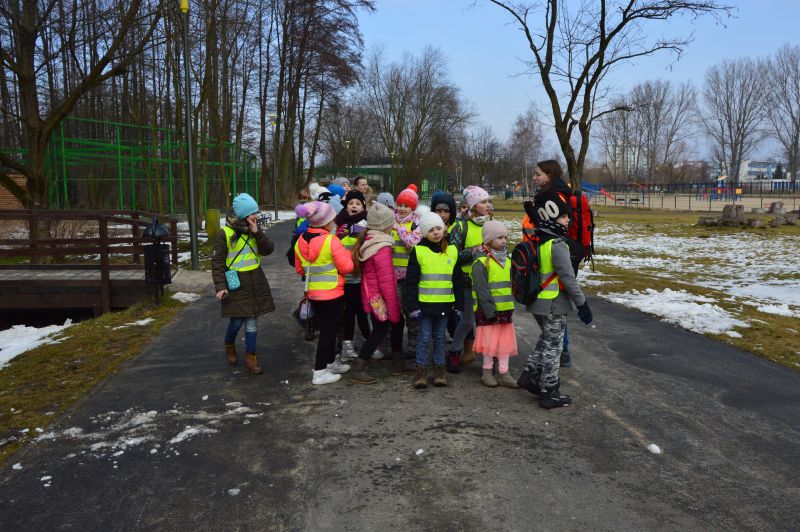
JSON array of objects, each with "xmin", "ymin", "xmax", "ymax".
[{"xmin": 1, "ymin": 117, "xmax": 261, "ymax": 213}]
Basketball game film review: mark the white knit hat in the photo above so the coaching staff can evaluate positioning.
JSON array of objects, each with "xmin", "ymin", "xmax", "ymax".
[{"xmin": 418, "ymin": 211, "xmax": 445, "ymax": 238}]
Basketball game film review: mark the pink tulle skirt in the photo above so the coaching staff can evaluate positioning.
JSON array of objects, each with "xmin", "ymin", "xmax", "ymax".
[{"xmin": 473, "ymin": 323, "xmax": 518, "ymax": 358}]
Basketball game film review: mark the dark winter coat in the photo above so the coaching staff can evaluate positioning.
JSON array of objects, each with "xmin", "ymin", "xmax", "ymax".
[
  {"xmin": 525, "ymin": 227, "xmax": 586, "ymax": 316},
  {"xmin": 212, "ymin": 223, "xmax": 276, "ymax": 318},
  {"xmin": 404, "ymin": 238, "xmax": 464, "ymax": 316}
]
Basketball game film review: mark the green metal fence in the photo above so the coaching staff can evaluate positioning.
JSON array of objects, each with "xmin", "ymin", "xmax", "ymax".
[{"xmin": 7, "ymin": 117, "xmax": 261, "ymax": 213}]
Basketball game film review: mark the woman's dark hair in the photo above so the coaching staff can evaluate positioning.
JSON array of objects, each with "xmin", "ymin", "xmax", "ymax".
[
  {"xmin": 354, "ymin": 175, "xmax": 368, "ymax": 186},
  {"xmin": 536, "ymin": 160, "xmax": 564, "ymax": 187}
]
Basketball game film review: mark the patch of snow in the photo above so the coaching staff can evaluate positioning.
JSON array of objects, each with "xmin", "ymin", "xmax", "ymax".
[
  {"xmin": 228, "ymin": 488, "xmax": 241, "ymax": 496},
  {"xmin": 40, "ymin": 475, "xmax": 52, "ymax": 481},
  {"xmin": 172, "ymin": 292, "xmax": 200, "ymax": 303},
  {"xmin": 169, "ymin": 425, "xmax": 218, "ymax": 444},
  {"xmin": 0, "ymin": 320, "xmax": 74, "ymax": 369},
  {"xmin": 646, "ymin": 444, "xmax": 662, "ymax": 454},
  {"xmin": 756, "ymin": 304, "xmax": 800, "ymax": 319},
  {"xmin": 36, "ymin": 432, "xmax": 56, "ymax": 441},
  {"xmin": 415, "ymin": 448, "xmax": 424, "ymax": 456},
  {"xmin": 602, "ymin": 288, "xmax": 749, "ymax": 335},
  {"xmin": 202, "ymin": 395, "xmax": 208, "ymax": 401},
  {"xmin": 12, "ymin": 463, "xmax": 21, "ymax": 470}
]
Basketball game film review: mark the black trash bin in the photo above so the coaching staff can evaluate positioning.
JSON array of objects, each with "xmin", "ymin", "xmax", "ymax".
[{"xmin": 143, "ymin": 218, "xmax": 172, "ymax": 299}]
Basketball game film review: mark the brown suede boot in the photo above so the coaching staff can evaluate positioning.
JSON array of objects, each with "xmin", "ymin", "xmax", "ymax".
[
  {"xmin": 481, "ymin": 368, "xmax": 498, "ymax": 387},
  {"xmin": 348, "ymin": 358, "xmax": 376, "ymax": 385},
  {"xmin": 225, "ymin": 343, "xmax": 238, "ymax": 365},
  {"xmin": 391, "ymin": 350, "xmax": 415, "ymax": 376},
  {"xmin": 433, "ymin": 365, "xmax": 447, "ymax": 387},
  {"xmin": 413, "ymin": 367, "xmax": 428, "ymax": 389},
  {"xmin": 244, "ymin": 352, "xmax": 263, "ymax": 374},
  {"xmin": 496, "ymin": 372, "xmax": 519, "ymax": 388},
  {"xmin": 461, "ymin": 339, "xmax": 476, "ymax": 365}
]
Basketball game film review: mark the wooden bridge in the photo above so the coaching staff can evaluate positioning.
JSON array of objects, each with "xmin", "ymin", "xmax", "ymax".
[{"xmin": 0, "ymin": 210, "xmax": 179, "ymax": 315}]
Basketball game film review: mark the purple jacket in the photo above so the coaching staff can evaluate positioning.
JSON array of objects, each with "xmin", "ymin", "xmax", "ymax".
[{"xmin": 360, "ymin": 246, "xmax": 401, "ymax": 324}]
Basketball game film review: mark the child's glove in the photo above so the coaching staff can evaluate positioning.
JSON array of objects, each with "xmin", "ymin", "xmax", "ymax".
[
  {"xmin": 408, "ymin": 310, "xmax": 421, "ymax": 319},
  {"xmin": 577, "ymin": 302, "xmax": 593, "ymax": 324}
]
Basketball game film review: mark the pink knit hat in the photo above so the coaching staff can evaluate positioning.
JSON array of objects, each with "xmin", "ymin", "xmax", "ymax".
[
  {"xmin": 396, "ymin": 184, "xmax": 419, "ymax": 210},
  {"xmin": 481, "ymin": 220, "xmax": 508, "ymax": 245},
  {"xmin": 295, "ymin": 200, "xmax": 335, "ymax": 228},
  {"xmin": 463, "ymin": 185, "xmax": 490, "ymax": 209}
]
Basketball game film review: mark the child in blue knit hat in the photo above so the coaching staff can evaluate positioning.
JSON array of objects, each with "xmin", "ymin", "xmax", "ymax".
[{"xmin": 211, "ymin": 193, "xmax": 276, "ymax": 375}]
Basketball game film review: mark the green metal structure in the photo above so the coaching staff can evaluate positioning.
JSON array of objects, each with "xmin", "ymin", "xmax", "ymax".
[
  {"xmin": 4, "ymin": 116, "xmax": 261, "ymax": 213},
  {"xmin": 314, "ymin": 165, "xmax": 449, "ymax": 198}
]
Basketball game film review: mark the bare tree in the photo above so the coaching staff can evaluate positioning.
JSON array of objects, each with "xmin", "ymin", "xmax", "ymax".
[
  {"xmin": 487, "ymin": 0, "xmax": 731, "ymax": 188},
  {"xmin": 466, "ymin": 125, "xmax": 501, "ymax": 186},
  {"xmin": 506, "ymin": 103, "xmax": 543, "ymax": 191},
  {"xmin": 702, "ymin": 58, "xmax": 770, "ymax": 185},
  {"xmin": 0, "ymin": 0, "xmax": 163, "ymax": 208},
  {"xmin": 767, "ymin": 43, "xmax": 800, "ymax": 184}
]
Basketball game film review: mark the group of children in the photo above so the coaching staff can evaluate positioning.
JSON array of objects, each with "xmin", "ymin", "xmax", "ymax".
[{"xmin": 211, "ymin": 160, "xmax": 593, "ymax": 409}]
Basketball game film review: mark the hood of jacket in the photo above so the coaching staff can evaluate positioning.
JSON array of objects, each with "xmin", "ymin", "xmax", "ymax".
[
  {"xmin": 297, "ymin": 228, "xmax": 331, "ymax": 262},
  {"xmin": 430, "ymin": 192, "xmax": 457, "ymax": 227},
  {"xmin": 358, "ymin": 230, "xmax": 394, "ymax": 261}
]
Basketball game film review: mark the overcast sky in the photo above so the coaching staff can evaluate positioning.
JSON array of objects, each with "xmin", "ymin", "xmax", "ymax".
[{"xmin": 358, "ymin": 0, "xmax": 800, "ymax": 161}]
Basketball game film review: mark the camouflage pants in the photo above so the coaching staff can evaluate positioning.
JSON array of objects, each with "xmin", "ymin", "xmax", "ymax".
[{"xmin": 524, "ymin": 312, "xmax": 567, "ymax": 390}]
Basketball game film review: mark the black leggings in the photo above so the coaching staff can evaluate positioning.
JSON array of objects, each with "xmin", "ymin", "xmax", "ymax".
[
  {"xmin": 311, "ymin": 297, "xmax": 344, "ymax": 370},
  {"xmin": 359, "ymin": 319, "xmax": 403, "ymax": 360},
  {"xmin": 344, "ymin": 283, "xmax": 372, "ymax": 341}
]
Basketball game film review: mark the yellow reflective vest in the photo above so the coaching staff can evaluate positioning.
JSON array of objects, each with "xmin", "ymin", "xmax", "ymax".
[
  {"xmin": 223, "ymin": 226, "xmax": 260, "ymax": 271},
  {"xmin": 536, "ymin": 239, "xmax": 560, "ymax": 300},
  {"xmin": 460, "ymin": 219, "xmax": 485, "ymax": 276},
  {"xmin": 295, "ymin": 234, "xmax": 338, "ymax": 291},
  {"xmin": 415, "ymin": 245, "xmax": 457, "ymax": 304},
  {"xmin": 391, "ymin": 220, "xmax": 415, "ymax": 268},
  {"xmin": 471, "ymin": 256, "xmax": 514, "ymax": 312}
]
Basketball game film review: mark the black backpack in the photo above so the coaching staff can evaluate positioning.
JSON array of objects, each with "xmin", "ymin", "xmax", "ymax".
[{"xmin": 511, "ymin": 236, "xmax": 558, "ymax": 305}]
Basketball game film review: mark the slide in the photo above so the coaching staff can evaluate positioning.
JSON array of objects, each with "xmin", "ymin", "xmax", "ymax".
[{"xmin": 599, "ymin": 187, "xmax": 617, "ymax": 201}]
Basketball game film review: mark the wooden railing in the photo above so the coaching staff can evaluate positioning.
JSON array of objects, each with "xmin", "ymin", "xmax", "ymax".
[{"xmin": 0, "ymin": 210, "xmax": 179, "ymax": 313}]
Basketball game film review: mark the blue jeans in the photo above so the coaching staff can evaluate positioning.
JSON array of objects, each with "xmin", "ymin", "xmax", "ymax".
[
  {"xmin": 225, "ymin": 317, "xmax": 257, "ymax": 353},
  {"xmin": 416, "ymin": 314, "xmax": 448, "ymax": 367}
]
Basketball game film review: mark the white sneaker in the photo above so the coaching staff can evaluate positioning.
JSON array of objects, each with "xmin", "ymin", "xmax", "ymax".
[
  {"xmin": 340, "ymin": 340, "xmax": 358, "ymax": 361},
  {"xmin": 326, "ymin": 359, "xmax": 351, "ymax": 374},
  {"xmin": 370, "ymin": 348, "xmax": 385, "ymax": 361},
  {"xmin": 312, "ymin": 369, "xmax": 341, "ymax": 385}
]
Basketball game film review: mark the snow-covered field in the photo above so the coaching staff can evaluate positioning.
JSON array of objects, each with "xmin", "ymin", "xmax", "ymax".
[
  {"xmin": 503, "ymin": 215, "xmax": 800, "ymax": 337},
  {"xmin": 0, "ymin": 321, "xmax": 73, "ymax": 369}
]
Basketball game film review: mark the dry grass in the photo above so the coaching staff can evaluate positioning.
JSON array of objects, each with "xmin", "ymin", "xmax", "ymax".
[{"xmin": 0, "ymin": 296, "xmax": 185, "ymax": 465}]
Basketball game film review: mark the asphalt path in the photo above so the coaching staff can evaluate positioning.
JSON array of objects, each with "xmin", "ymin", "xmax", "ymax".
[{"xmin": 1, "ymin": 221, "xmax": 798, "ymax": 531}]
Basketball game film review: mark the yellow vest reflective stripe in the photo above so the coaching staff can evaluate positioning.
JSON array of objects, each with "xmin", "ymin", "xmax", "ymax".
[
  {"xmin": 416, "ymin": 245, "xmax": 457, "ymax": 303},
  {"xmin": 461, "ymin": 219, "xmax": 485, "ymax": 275},
  {"xmin": 391, "ymin": 221, "xmax": 414, "ymax": 267},
  {"xmin": 223, "ymin": 226, "xmax": 260, "ymax": 271},
  {"xmin": 295, "ymin": 234, "xmax": 339, "ymax": 291},
  {"xmin": 537, "ymin": 239, "xmax": 560, "ymax": 300},
  {"xmin": 471, "ymin": 256, "xmax": 514, "ymax": 312}
]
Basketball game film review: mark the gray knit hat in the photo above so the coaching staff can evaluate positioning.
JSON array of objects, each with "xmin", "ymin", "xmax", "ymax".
[
  {"xmin": 367, "ymin": 201, "xmax": 395, "ymax": 230},
  {"xmin": 376, "ymin": 192, "xmax": 396, "ymax": 209}
]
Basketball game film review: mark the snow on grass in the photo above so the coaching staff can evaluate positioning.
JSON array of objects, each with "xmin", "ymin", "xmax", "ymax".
[
  {"xmin": 169, "ymin": 425, "xmax": 218, "ymax": 444},
  {"xmin": 756, "ymin": 304, "xmax": 800, "ymax": 319},
  {"xmin": 111, "ymin": 318, "xmax": 155, "ymax": 331},
  {"xmin": 0, "ymin": 320, "xmax": 74, "ymax": 369},
  {"xmin": 603, "ymin": 288, "xmax": 750, "ymax": 335},
  {"xmin": 171, "ymin": 292, "xmax": 200, "ymax": 303}
]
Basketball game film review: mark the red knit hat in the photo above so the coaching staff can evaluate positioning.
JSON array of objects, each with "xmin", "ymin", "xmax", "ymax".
[{"xmin": 396, "ymin": 184, "xmax": 418, "ymax": 210}]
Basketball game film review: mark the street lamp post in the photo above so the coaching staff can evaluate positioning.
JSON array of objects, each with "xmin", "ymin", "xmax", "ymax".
[
  {"xmin": 270, "ymin": 113, "xmax": 278, "ymax": 221},
  {"xmin": 344, "ymin": 140, "xmax": 352, "ymax": 179},
  {"xmin": 180, "ymin": 0, "xmax": 199, "ymax": 271}
]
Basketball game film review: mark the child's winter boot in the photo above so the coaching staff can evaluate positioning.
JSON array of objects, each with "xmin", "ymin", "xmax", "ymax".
[
  {"xmin": 461, "ymin": 339, "xmax": 476, "ymax": 365},
  {"xmin": 480, "ymin": 369, "xmax": 498, "ymax": 387},
  {"xmin": 517, "ymin": 369, "xmax": 542, "ymax": 396},
  {"xmin": 413, "ymin": 367, "xmax": 428, "ymax": 389},
  {"xmin": 446, "ymin": 350, "xmax": 461, "ymax": 374},
  {"xmin": 244, "ymin": 353, "xmax": 263, "ymax": 374},
  {"xmin": 496, "ymin": 372, "xmax": 519, "ymax": 388},
  {"xmin": 340, "ymin": 340, "xmax": 358, "ymax": 362},
  {"xmin": 391, "ymin": 351, "xmax": 415, "ymax": 376},
  {"xmin": 540, "ymin": 384, "xmax": 571, "ymax": 409},
  {"xmin": 225, "ymin": 343, "xmax": 238, "ymax": 365},
  {"xmin": 312, "ymin": 368, "xmax": 341, "ymax": 385},
  {"xmin": 348, "ymin": 359, "xmax": 376, "ymax": 385},
  {"xmin": 433, "ymin": 365, "xmax": 447, "ymax": 387}
]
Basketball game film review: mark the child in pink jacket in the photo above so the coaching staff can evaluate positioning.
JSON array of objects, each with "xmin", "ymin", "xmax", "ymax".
[
  {"xmin": 294, "ymin": 201, "xmax": 354, "ymax": 385},
  {"xmin": 346, "ymin": 201, "xmax": 412, "ymax": 384}
]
